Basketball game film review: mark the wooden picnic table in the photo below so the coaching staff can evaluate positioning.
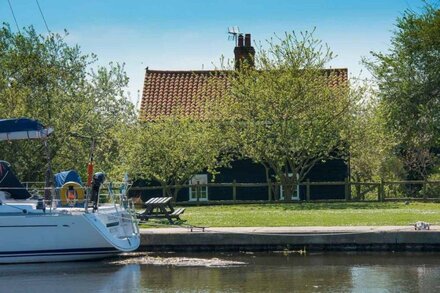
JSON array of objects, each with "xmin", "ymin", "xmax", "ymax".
[{"xmin": 137, "ymin": 197, "xmax": 185, "ymax": 224}]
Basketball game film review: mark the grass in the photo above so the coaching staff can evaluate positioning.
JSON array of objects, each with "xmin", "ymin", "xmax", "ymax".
[{"xmin": 139, "ymin": 202, "xmax": 440, "ymax": 228}]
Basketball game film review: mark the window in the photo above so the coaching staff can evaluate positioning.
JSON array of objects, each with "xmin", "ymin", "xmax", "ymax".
[{"xmin": 189, "ymin": 174, "xmax": 208, "ymax": 201}]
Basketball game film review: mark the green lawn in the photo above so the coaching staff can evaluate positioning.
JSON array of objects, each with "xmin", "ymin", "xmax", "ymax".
[{"xmin": 140, "ymin": 202, "xmax": 440, "ymax": 227}]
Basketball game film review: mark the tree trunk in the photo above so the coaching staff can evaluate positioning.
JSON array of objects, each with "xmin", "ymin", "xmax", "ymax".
[
  {"xmin": 161, "ymin": 184, "xmax": 174, "ymax": 200},
  {"xmin": 172, "ymin": 188, "xmax": 179, "ymax": 202},
  {"xmin": 281, "ymin": 176, "xmax": 295, "ymax": 201},
  {"xmin": 263, "ymin": 164, "xmax": 274, "ymax": 201},
  {"xmin": 285, "ymin": 183, "xmax": 295, "ymax": 202}
]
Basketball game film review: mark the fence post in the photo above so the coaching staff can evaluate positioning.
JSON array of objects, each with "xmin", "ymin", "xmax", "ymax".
[
  {"xmin": 232, "ymin": 180, "xmax": 237, "ymax": 203},
  {"xmin": 378, "ymin": 179, "xmax": 384, "ymax": 202},
  {"xmin": 273, "ymin": 183, "xmax": 278, "ymax": 201},
  {"xmin": 268, "ymin": 182, "xmax": 272, "ymax": 202},
  {"xmin": 306, "ymin": 179, "xmax": 311, "ymax": 202},
  {"xmin": 423, "ymin": 179, "xmax": 428, "ymax": 200},
  {"xmin": 344, "ymin": 177, "xmax": 351, "ymax": 201},
  {"xmin": 196, "ymin": 182, "xmax": 200, "ymax": 205}
]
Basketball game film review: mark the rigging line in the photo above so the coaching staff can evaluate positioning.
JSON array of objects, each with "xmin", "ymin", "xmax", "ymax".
[
  {"xmin": 7, "ymin": 0, "xmax": 20, "ymax": 32},
  {"xmin": 35, "ymin": 0, "xmax": 50, "ymax": 34}
]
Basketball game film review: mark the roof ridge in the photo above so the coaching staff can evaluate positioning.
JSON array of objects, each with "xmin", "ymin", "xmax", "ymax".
[
  {"xmin": 146, "ymin": 69, "xmax": 230, "ymax": 73},
  {"xmin": 145, "ymin": 68, "xmax": 348, "ymax": 73},
  {"xmin": 323, "ymin": 68, "xmax": 348, "ymax": 71}
]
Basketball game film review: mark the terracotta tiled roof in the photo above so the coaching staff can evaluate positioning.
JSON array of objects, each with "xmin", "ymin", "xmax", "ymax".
[
  {"xmin": 140, "ymin": 68, "xmax": 348, "ymax": 121},
  {"xmin": 140, "ymin": 70, "xmax": 229, "ymax": 121},
  {"xmin": 323, "ymin": 68, "xmax": 349, "ymax": 87}
]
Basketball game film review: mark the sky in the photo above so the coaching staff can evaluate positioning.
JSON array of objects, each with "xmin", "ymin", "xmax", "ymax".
[{"xmin": 0, "ymin": 0, "xmax": 430, "ymax": 105}]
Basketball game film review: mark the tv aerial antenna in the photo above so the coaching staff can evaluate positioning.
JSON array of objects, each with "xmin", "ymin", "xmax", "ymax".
[{"xmin": 228, "ymin": 26, "xmax": 241, "ymax": 45}]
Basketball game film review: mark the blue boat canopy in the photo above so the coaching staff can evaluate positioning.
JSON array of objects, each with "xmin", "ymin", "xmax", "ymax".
[
  {"xmin": 0, "ymin": 118, "xmax": 53, "ymax": 141},
  {"xmin": 54, "ymin": 170, "xmax": 83, "ymax": 188}
]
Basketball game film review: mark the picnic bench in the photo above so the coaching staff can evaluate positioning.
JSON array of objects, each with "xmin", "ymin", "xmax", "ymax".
[{"xmin": 137, "ymin": 197, "xmax": 185, "ymax": 224}]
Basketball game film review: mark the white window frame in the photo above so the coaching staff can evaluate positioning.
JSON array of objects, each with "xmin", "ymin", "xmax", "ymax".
[
  {"xmin": 279, "ymin": 173, "xmax": 300, "ymax": 200},
  {"xmin": 189, "ymin": 174, "xmax": 209, "ymax": 201}
]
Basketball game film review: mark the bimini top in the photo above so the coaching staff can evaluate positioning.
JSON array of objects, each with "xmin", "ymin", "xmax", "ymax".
[{"xmin": 0, "ymin": 118, "xmax": 53, "ymax": 141}]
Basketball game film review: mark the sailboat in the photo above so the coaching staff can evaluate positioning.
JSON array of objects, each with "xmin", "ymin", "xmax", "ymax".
[{"xmin": 0, "ymin": 118, "xmax": 140, "ymax": 263}]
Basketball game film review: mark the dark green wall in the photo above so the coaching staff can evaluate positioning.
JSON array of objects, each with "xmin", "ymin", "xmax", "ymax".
[{"xmin": 131, "ymin": 158, "xmax": 348, "ymax": 202}]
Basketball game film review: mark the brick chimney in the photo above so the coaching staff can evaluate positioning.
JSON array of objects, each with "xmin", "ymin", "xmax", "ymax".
[{"xmin": 234, "ymin": 33, "xmax": 255, "ymax": 70}]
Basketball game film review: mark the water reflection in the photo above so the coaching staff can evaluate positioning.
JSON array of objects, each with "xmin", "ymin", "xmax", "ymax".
[
  {"xmin": 0, "ymin": 262, "xmax": 141, "ymax": 293},
  {"xmin": 1, "ymin": 252, "xmax": 440, "ymax": 292}
]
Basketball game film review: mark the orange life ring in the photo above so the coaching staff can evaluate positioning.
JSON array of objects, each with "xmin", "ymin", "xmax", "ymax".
[{"xmin": 60, "ymin": 181, "xmax": 85, "ymax": 206}]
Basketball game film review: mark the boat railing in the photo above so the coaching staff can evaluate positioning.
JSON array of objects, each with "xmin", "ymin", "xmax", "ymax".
[
  {"xmin": 7, "ymin": 182, "xmax": 129, "ymax": 211},
  {"xmin": 9, "ymin": 181, "xmax": 136, "ymax": 208},
  {"xmin": 105, "ymin": 182, "xmax": 140, "ymax": 236}
]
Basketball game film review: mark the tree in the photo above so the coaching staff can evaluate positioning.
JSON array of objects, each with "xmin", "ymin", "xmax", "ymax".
[
  {"xmin": 0, "ymin": 25, "xmax": 135, "ymax": 181},
  {"xmin": 364, "ymin": 3, "xmax": 440, "ymax": 179},
  {"xmin": 212, "ymin": 31, "xmax": 354, "ymax": 200},
  {"xmin": 120, "ymin": 116, "xmax": 231, "ymax": 200},
  {"xmin": 348, "ymin": 94, "xmax": 399, "ymax": 182}
]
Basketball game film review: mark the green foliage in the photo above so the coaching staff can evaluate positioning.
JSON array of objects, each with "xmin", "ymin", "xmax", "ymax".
[
  {"xmin": 121, "ymin": 117, "xmax": 231, "ymax": 200},
  {"xmin": 348, "ymin": 92, "xmax": 400, "ymax": 181},
  {"xmin": 213, "ymin": 31, "xmax": 354, "ymax": 200},
  {"xmin": 0, "ymin": 25, "xmax": 135, "ymax": 181},
  {"xmin": 364, "ymin": 3, "xmax": 440, "ymax": 179}
]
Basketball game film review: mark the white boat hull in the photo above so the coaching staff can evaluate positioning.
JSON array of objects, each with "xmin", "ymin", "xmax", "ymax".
[{"xmin": 0, "ymin": 204, "xmax": 140, "ymax": 263}]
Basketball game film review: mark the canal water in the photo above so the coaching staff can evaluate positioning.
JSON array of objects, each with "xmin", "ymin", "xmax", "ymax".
[{"xmin": 2, "ymin": 252, "xmax": 440, "ymax": 292}]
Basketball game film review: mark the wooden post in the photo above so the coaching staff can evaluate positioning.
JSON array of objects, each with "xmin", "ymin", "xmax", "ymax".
[
  {"xmin": 273, "ymin": 182, "xmax": 279, "ymax": 201},
  {"xmin": 267, "ymin": 182, "xmax": 272, "ymax": 202},
  {"xmin": 423, "ymin": 179, "xmax": 428, "ymax": 200},
  {"xmin": 378, "ymin": 179, "xmax": 384, "ymax": 202},
  {"xmin": 306, "ymin": 179, "xmax": 311, "ymax": 202},
  {"xmin": 344, "ymin": 177, "xmax": 351, "ymax": 201},
  {"xmin": 377, "ymin": 181, "xmax": 381, "ymax": 202},
  {"xmin": 232, "ymin": 180, "xmax": 237, "ymax": 203},
  {"xmin": 196, "ymin": 182, "xmax": 200, "ymax": 205}
]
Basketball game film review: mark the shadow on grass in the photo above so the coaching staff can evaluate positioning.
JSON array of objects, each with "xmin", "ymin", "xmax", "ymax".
[{"xmin": 139, "ymin": 218, "xmax": 187, "ymax": 228}]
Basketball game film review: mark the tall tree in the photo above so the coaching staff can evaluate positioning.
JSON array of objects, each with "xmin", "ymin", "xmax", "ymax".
[
  {"xmin": 364, "ymin": 3, "xmax": 440, "ymax": 179},
  {"xmin": 347, "ymin": 94, "xmax": 399, "ymax": 183},
  {"xmin": 212, "ymin": 31, "xmax": 354, "ymax": 200},
  {"xmin": 0, "ymin": 25, "xmax": 135, "ymax": 181}
]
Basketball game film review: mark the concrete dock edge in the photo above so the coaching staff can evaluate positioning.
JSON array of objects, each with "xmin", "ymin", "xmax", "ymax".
[{"xmin": 139, "ymin": 226, "xmax": 440, "ymax": 252}]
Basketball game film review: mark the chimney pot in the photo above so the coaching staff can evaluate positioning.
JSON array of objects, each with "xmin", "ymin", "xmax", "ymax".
[
  {"xmin": 245, "ymin": 34, "xmax": 251, "ymax": 47},
  {"xmin": 237, "ymin": 34, "xmax": 244, "ymax": 47},
  {"xmin": 234, "ymin": 33, "xmax": 255, "ymax": 70}
]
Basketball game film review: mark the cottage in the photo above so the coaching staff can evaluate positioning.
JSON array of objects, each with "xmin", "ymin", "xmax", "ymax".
[{"xmin": 138, "ymin": 34, "xmax": 349, "ymax": 202}]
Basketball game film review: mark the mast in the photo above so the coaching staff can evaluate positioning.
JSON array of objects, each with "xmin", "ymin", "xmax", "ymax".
[{"xmin": 43, "ymin": 136, "xmax": 54, "ymax": 202}]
